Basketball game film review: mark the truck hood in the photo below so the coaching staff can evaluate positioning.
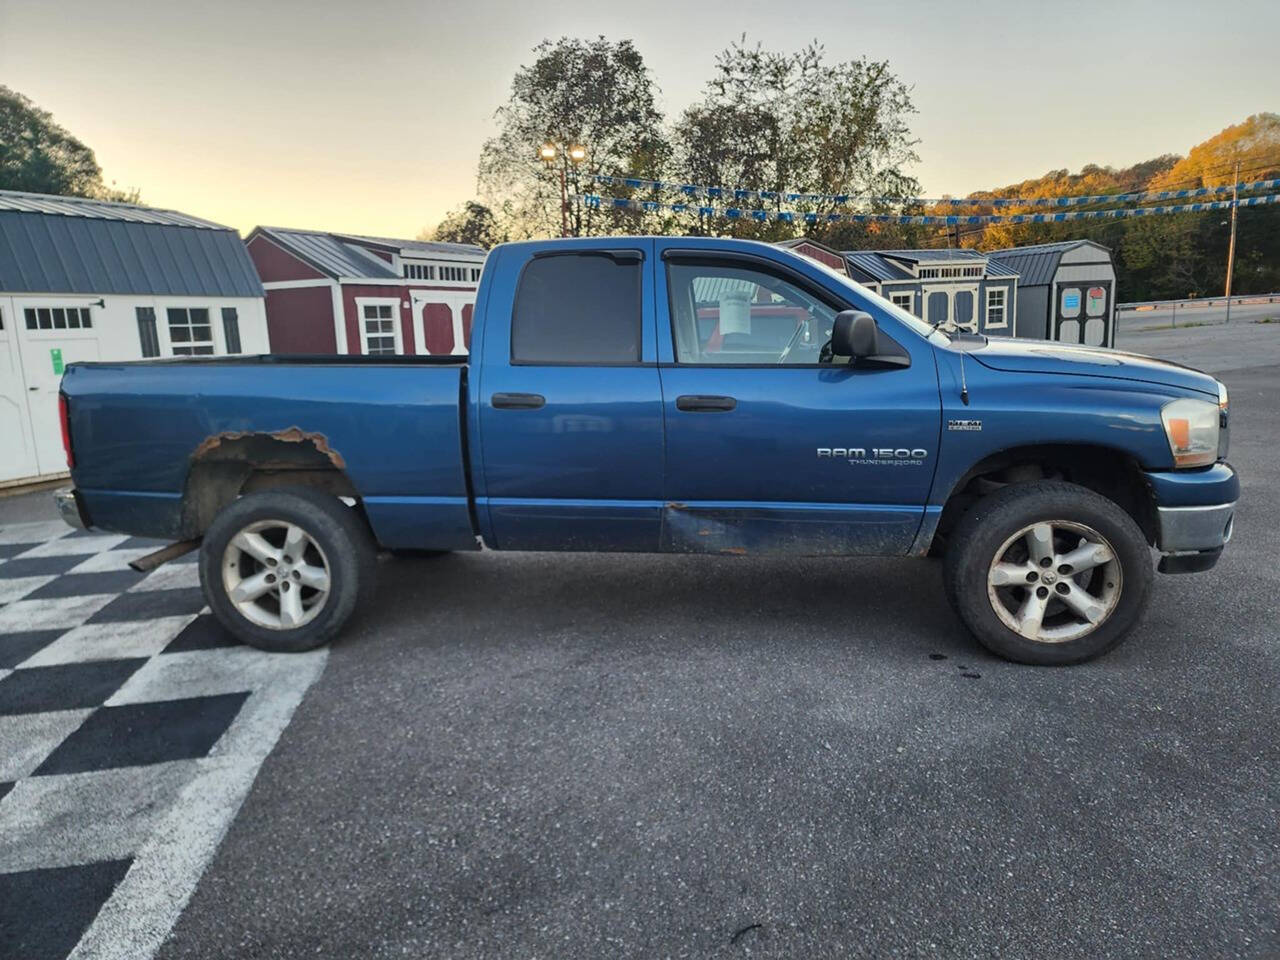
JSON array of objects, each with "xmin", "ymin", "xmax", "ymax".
[{"xmin": 968, "ymin": 336, "xmax": 1219, "ymax": 397}]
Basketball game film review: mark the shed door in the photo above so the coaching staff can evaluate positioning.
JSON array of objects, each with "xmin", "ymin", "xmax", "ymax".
[
  {"xmin": 0, "ymin": 300, "xmax": 39, "ymax": 483},
  {"xmin": 1054, "ymin": 281, "xmax": 1111, "ymax": 346},
  {"xmin": 926, "ymin": 290, "xmax": 949, "ymax": 327}
]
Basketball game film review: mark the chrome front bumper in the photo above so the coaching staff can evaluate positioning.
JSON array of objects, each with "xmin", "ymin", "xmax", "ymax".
[
  {"xmin": 1156, "ymin": 501, "xmax": 1235, "ymax": 554},
  {"xmin": 54, "ymin": 487, "xmax": 88, "ymax": 530}
]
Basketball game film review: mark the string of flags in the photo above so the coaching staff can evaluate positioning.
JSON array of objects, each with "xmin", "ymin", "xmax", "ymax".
[
  {"xmin": 590, "ymin": 174, "xmax": 1280, "ymax": 209},
  {"xmin": 578, "ymin": 192, "xmax": 1280, "ymax": 225}
]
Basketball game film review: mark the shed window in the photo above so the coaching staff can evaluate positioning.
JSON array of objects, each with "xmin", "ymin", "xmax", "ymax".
[
  {"xmin": 167, "ymin": 307, "xmax": 215, "ymax": 355},
  {"xmin": 889, "ymin": 292, "xmax": 914, "ymax": 313},
  {"xmin": 361, "ymin": 303, "xmax": 399, "ymax": 355},
  {"xmin": 222, "ymin": 307, "xmax": 242, "ymax": 354},
  {"xmin": 512, "ymin": 253, "xmax": 641, "ymax": 364},
  {"xmin": 24, "ymin": 307, "xmax": 92, "ymax": 330},
  {"xmin": 985, "ymin": 288, "xmax": 1007, "ymax": 328},
  {"xmin": 136, "ymin": 307, "xmax": 160, "ymax": 358}
]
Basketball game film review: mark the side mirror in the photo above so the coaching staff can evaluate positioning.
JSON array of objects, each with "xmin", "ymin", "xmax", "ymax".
[{"xmin": 830, "ymin": 310, "xmax": 879, "ymax": 358}]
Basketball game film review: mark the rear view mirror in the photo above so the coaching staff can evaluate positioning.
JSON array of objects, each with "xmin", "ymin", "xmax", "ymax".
[
  {"xmin": 830, "ymin": 311, "xmax": 879, "ymax": 358},
  {"xmin": 828, "ymin": 310, "xmax": 911, "ymax": 368}
]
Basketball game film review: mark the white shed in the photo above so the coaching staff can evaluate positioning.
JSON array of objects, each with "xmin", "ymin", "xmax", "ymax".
[{"xmin": 0, "ymin": 190, "xmax": 268, "ymax": 486}]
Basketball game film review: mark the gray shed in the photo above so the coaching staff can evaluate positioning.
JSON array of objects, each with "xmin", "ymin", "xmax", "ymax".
[
  {"xmin": 987, "ymin": 240, "xmax": 1118, "ymax": 347},
  {"xmin": 840, "ymin": 248, "xmax": 1019, "ymax": 336},
  {"xmin": 0, "ymin": 189, "xmax": 268, "ymax": 485}
]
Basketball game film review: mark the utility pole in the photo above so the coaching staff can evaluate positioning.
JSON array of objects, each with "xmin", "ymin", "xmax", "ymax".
[{"xmin": 1224, "ymin": 159, "xmax": 1239, "ymax": 324}]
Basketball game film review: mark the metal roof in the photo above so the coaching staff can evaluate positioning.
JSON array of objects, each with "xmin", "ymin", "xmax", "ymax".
[
  {"xmin": 842, "ymin": 252, "xmax": 916, "ymax": 283},
  {"xmin": 842, "ymin": 247, "xmax": 1019, "ymax": 283},
  {"xmin": 0, "ymin": 189, "xmax": 227, "ymax": 229},
  {"xmin": 254, "ymin": 227, "xmax": 484, "ymax": 280},
  {"xmin": 0, "ymin": 191, "xmax": 263, "ymax": 297},
  {"xmin": 333, "ymin": 233, "xmax": 486, "ymax": 260},
  {"xmin": 874, "ymin": 248, "xmax": 989, "ymax": 263},
  {"xmin": 253, "ymin": 227, "xmax": 400, "ymax": 280},
  {"xmin": 987, "ymin": 240, "xmax": 1111, "ymax": 287}
]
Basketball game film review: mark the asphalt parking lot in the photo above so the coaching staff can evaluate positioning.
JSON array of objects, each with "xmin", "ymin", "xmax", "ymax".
[{"xmin": 2, "ymin": 322, "xmax": 1277, "ymax": 959}]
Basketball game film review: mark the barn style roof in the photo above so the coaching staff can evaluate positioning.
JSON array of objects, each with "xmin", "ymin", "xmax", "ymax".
[
  {"xmin": 252, "ymin": 227, "xmax": 401, "ymax": 279},
  {"xmin": 841, "ymin": 247, "xmax": 1020, "ymax": 283},
  {"xmin": 250, "ymin": 226, "xmax": 485, "ymax": 281},
  {"xmin": 335, "ymin": 233, "xmax": 487, "ymax": 260},
  {"xmin": 0, "ymin": 189, "xmax": 263, "ymax": 297},
  {"xmin": 987, "ymin": 240, "xmax": 1111, "ymax": 287}
]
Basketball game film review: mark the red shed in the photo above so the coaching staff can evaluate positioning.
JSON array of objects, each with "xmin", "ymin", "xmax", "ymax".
[{"xmin": 245, "ymin": 227, "xmax": 486, "ymax": 356}]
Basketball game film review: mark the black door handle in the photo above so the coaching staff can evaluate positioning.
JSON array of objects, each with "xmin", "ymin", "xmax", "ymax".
[
  {"xmin": 491, "ymin": 392, "xmax": 546, "ymax": 410},
  {"xmin": 676, "ymin": 394, "xmax": 737, "ymax": 412}
]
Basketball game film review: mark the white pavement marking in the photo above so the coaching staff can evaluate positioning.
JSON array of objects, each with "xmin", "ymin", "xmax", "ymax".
[
  {"xmin": 106, "ymin": 647, "xmax": 303, "ymax": 706},
  {"xmin": 20, "ymin": 534, "xmax": 130, "ymax": 558},
  {"xmin": 67, "ymin": 549, "xmax": 156, "ymax": 574},
  {"xmin": 0, "ymin": 709, "xmax": 94, "ymax": 780},
  {"xmin": 0, "ymin": 593, "xmax": 118, "ymax": 632},
  {"xmin": 19, "ymin": 616, "xmax": 199, "ymax": 668},
  {"xmin": 0, "ymin": 575, "xmax": 57, "ymax": 605},
  {"xmin": 0, "ymin": 760, "xmax": 201, "ymax": 871},
  {"xmin": 67, "ymin": 649, "xmax": 327, "ymax": 960},
  {"xmin": 130, "ymin": 562, "xmax": 201, "ymax": 592},
  {"xmin": 0, "ymin": 520, "xmax": 72, "ymax": 545}
]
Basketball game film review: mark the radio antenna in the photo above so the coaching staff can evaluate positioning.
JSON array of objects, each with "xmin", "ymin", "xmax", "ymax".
[{"xmin": 959, "ymin": 350, "xmax": 970, "ymax": 405}]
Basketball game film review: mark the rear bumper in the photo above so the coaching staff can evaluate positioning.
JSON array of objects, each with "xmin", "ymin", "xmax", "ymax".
[{"xmin": 54, "ymin": 487, "xmax": 90, "ymax": 530}]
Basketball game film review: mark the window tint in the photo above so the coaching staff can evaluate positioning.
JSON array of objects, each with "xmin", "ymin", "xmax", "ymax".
[
  {"xmin": 666, "ymin": 261, "xmax": 839, "ymax": 365},
  {"xmin": 512, "ymin": 254, "xmax": 641, "ymax": 364}
]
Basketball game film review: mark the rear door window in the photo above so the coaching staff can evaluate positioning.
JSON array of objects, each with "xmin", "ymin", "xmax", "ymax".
[{"xmin": 511, "ymin": 253, "xmax": 642, "ymax": 364}]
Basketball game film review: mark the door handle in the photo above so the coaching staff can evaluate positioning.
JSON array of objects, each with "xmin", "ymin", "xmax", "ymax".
[
  {"xmin": 491, "ymin": 392, "xmax": 546, "ymax": 410},
  {"xmin": 676, "ymin": 394, "xmax": 737, "ymax": 412}
]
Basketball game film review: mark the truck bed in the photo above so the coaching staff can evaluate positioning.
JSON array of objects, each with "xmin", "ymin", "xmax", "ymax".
[{"xmin": 62, "ymin": 356, "xmax": 477, "ymax": 550}]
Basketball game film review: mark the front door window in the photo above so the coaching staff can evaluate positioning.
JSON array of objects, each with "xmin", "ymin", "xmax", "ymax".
[{"xmin": 666, "ymin": 262, "xmax": 838, "ymax": 365}]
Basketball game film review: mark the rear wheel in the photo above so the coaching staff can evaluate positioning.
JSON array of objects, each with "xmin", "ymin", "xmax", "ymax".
[
  {"xmin": 199, "ymin": 487, "xmax": 375, "ymax": 652},
  {"xmin": 944, "ymin": 481, "xmax": 1153, "ymax": 665}
]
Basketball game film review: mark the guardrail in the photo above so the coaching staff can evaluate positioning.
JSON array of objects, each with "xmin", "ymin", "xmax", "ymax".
[{"xmin": 1116, "ymin": 293, "xmax": 1280, "ymax": 328}]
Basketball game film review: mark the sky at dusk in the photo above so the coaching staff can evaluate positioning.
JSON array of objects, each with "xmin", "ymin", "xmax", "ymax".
[{"xmin": 2, "ymin": 0, "xmax": 1277, "ymax": 239}]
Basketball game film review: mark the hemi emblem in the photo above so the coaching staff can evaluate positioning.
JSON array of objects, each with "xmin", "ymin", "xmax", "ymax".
[{"xmin": 948, "ymin": 419, "xmax": 982, "ymax": 431}]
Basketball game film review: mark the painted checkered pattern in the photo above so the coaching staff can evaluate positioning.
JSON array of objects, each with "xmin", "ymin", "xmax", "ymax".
[{"xmin": 0, "ymin": 519, "xmax": 325, "ymax": 960}]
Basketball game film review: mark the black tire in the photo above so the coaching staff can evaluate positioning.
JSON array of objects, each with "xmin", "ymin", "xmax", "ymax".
[
  {"xmin": 943, "ymin": 481, "xmax": 1153, "ymax": 666},
  {"xmin": 198, "ymin": 486, "xmax": 376, "ymax": 652}
]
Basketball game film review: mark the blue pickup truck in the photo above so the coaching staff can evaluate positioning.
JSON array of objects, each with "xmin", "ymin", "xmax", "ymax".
[{"xmin": 55, "ymin": 237, "xmax": 1237, "ymax": 665}]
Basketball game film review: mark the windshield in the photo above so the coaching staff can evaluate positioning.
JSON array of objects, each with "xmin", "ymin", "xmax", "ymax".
[{"xmin": 795, "ymin": 253, "xmax": 943, "ymax": 341}]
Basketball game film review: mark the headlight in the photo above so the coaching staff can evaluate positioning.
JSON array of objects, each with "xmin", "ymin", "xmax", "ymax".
[
  {"xmin": 1218, "ymin": 381, "xmax": 1228, "ymax": 412},
  {"xmin": 1161, "ymin": 398, "xmax": 1219, "ymax": 468}
]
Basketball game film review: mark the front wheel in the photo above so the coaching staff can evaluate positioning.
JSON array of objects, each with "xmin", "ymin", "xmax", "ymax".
[
  {"xmin": 944, "ymin": 481, "xmax": 1153, "ymax": 665},
  {"xmin": 199, "ymin": 486, "xmax": 376, "ymax": 652}
]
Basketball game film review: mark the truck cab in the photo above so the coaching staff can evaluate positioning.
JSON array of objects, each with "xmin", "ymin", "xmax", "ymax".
[{"xmin": 58, "ymin": 237, "xmax": 1238, "ymax": 665}]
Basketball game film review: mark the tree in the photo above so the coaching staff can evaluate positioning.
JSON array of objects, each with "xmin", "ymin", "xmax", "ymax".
[
  {"xmin": 423, "ymin": 201, "xmax": 506, "ymax": 249},
  {"xmin": 0, "ymin": 85, "xmax": 105, "ymax": 196},
  {"xmin": 479, "ymin": 37, "xmax": 669, "ymax": 239},
  {"xmin": 669, "ymin": 38, "xmax": 921, "ymax": 244}
]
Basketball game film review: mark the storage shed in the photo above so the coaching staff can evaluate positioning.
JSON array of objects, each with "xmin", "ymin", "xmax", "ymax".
[
  {"xmin": 246, "ymin": 227, "xmax": 486, "ymax": 357},
  {"xmin": 987, "ymin": 240, "xmax": 1117, "ymax": 347},
  {"xmin": 0, "ymin": 189, "xmax": 268, "ymax": 486},
  {"xmin": 841, "ymin": 248, "xmax": 1019, "ymax": 336}
]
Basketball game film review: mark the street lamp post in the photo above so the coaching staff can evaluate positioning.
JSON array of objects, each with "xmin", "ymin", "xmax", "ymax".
[{"xmin": 540, "ymin": 142, "xmax": 587, "ymax": 238}]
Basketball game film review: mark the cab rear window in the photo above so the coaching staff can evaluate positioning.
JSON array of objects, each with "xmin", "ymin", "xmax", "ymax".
[{"xmin": 511, "ymin": 253, "xmax": 642, "ymax": 364}]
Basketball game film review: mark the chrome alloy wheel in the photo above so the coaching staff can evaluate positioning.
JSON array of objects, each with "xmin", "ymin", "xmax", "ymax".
[
  {"xmin": 221, "ymin": 519, "xmax": 331, "ymax": 630},
  {"xmin": 986, "ymin": 521, "xmax": 1122, "ymax": 644}
]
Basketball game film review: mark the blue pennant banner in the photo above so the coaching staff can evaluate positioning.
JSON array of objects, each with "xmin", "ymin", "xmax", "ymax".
[
  {"xmin": 580, "ymin": 192, "xmax": 1280, "ymax": 224},
  {"xmin": 591, "ymin": 175, "xmax": 1280, "ymax": 209}
]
